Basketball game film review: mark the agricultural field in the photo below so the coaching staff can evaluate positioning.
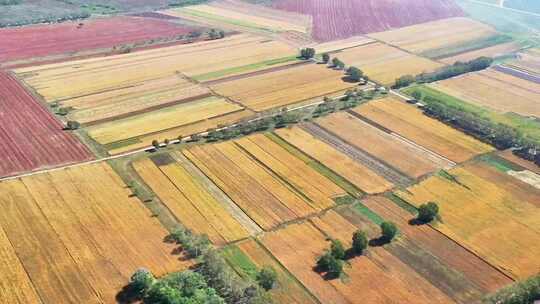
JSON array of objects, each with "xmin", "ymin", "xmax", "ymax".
[
  {"xmin": 0, "ymin": 162, "xmax": 185, "ymax": 304},
  {"xmin": 440, "ymin": 41, "xmax": 522, "ymax": 64},
  {"xmin": 504, "ymin": 0, "xmax": 540, "ymax": 13},
  {"xmin": 0, "ymin": 71, "xmax": 93, "ymax": 179},
  {"xmin": 353, "ymin": 97, "xmax": 494, "ymax": 163},
  {"xmin": 331, "ymin": 43, "xmax": 443, "ymax": 85},
  {"xmin": 275, "ymin": 126, "xmax": 394, "ymax": 194},
  {"xmin": 163, "ymin": 0, "xmax": 310, "ymax": 35},
  {"xmin": 316, "ymin": 111, "xmax": 453, "ymax": 178},
  {"xmin": 504, "ymin": 49, "xmax": 540, "ymax": 76},
  {"xmin": 310, "ymin": 36, "xmax": 375, "ymax": 54},
  {"xmin": 395, "ymin": 161, "xmax": 540, "ymax": 280},
  {"xmin": 210, "ymin": 63, "xmax": 359, "ymax": 111},
  {"xmin": 429, "ymin": 68, "xmax": 540, "ymax": 118},
  {"xmin": 223, "ymin": 239, "xmax": 318, "ymax": 304},
  {"xmin": 271, "ymin": 0, "xmax": 464, "ymax": 41},
  {"xmin": 183, "ymin": 136, "xmax": 347, "ymax": 230},
  {"xmin": 368, "ymin": 17, "xmax": 503, "ymax": 59},
  {"xmin": 133, "ymin": 153, "xmax": 251, "ymax": 246},
  {"xmin": 0, "ymin": 16, "xmax": 197, "ymax": 65}
]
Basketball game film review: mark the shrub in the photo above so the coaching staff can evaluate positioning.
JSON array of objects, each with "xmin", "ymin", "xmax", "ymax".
[
  {"xmin": 380, "ymin": 221, "xmax": 398, "ymax": 242},
  {"xmin": 330, "ymin": 239, "xmax": 345, "ymax": 260},
  {"xmin": 352, "ymin": 230, "xmax": 368, "ymax": 254},
  {"xmin": 257, "ymin": 266, "xmax": 277, "ymax": 291},
  {"xmin": 417, "ymin": 202, "xmax": 439, "ymax": 223}
]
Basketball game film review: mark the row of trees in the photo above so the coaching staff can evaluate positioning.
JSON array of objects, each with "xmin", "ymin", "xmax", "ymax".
[
  {"xmin": 393, "ymin": 56, "xmax": 493, "ymax": 89},
  {"xmin": 299, "ymin": 48, "xmax": 366, "ymax": 83},
  {"xmin": 483, "ymin": 273, "xmax": 540, "ymax": 304},
  {"xmin": 0, "ymin": 12, "xmax": 91, "ymax": 28}
]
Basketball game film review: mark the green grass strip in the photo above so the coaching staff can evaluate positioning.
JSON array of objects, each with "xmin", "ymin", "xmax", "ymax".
[
  {"xmin": 104, "ymin": 137, "xmax": 142, "ymax": 151},
  {"xmin": 353, "ymin": 202, "xmax": 385, "ymax": 225},
  {"xmin": 180, "ymin": 8, "xmax": 276, "ymax": 33},
  {"xmin": 422, "ymin": 34, "xmax": 513, "ymax": 60},
  {"xmin": 478, "ymin": 154, "xmax": 524, "ymax": 172},
  {"xmin": 221, "ymin": 245, "xmax": 259, "ymax": 280},
  {"xmin": 385, "ymin": 193, "xmax": 418, "ymax": 216},
  {"xmin": 193, "ymin": 56, "xmax": 299, "ymax": 81}
]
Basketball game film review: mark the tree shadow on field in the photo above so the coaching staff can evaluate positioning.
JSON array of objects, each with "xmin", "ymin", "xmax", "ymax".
[
  {"xmin": 116, "ymin": 283, "xmax": 140, "ymax": 304},
  {"xmin": 408, "ymin": 218, "xmax": 425, "ymax": 226},
  {"xmin": 368, "ymin": 237, "xmax": 389, "ymax": 247}
]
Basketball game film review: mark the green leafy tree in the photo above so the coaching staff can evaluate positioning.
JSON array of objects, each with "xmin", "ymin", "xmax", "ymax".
[
  {"xmin": 257, "ymin": 266, "xmax": 277, "ymax": 291},
  {"xmin": 393, "ymin": 75, "xmax": 415, "ymax": 89},
  {"xmin": 316, "ymin": 251, "xmax": 333, "ymax": 272},
  {"xmin": 66, "ymin": 120, "xmax": 80, "ymax": 130},
  {"xmin": 380, "ymin": 221, "xmax": 398, "ymax": 242},
  {"xmin": 322, "ymin": 53, "xmax": 330, "ymax": 64},
  {"xmin": 130, "ymin": 268, "xmax": 155, "ymax": 296},
  {"xmin": 346, "ymin": 66, "xmax": 363, "ymax": 82},
  {"xmin": 151, "ymin": 140, "xmax": 160, "ymax": 149},
  {"xmin": 326, "ymin": 256, "xmax": 343, "ymax": 279},
  {"xmin": 352, "ymin": 230, "xmax": 368, "ymax": 254},
  {"xmin": 330, "ymin": 239, "xmax": 345, "ymax": 260},
  {"xmin": 417, "ymin": 202, "xmax": 439, "ymax": 223},
  {"xmin": 300, "ymin": 47, "xmax": 315, "ymax": 59}
]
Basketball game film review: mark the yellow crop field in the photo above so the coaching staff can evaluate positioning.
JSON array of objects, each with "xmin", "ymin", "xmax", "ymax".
[
  {"xmin": 275, "ymin": 126, "xmax": 393, "ymax": 194},
  {"xmin": 184, "ymin": 142, "xmax": 322, "ymax": 230},
  {"xmin": 333, "ymin": 43, "xmax": 443, "ymax": 85},
  {"xmin": 368, "ymin": 17, "xmax": 495, "ymax": 54},
  {"xmin": 430, "ymin": 68, "xmax": 540, "ymax": 117},
  {"xmin": 66, "ymin": 75, "xmax": 211, "ymax": 125},
  {"xmin": 87, "ymin": 96, "xmax": 243, "ymax": 145},
  {"xmin": 235, "ymin": 134, "xmax": 344, "ymax": 209},
  {"xmin": 317, "ymin": 112, "xmax": 451, "ymax": 178},
  {"xmin": 354, "ymin": 97, "xmax": 493, "ymax": 162},
  {"xmin": 0, "ymin": 163, "xmax": 185, "ymax": 304},
  {"xmin": 164, "ymin": 1, "xmax": 309, "ymax": 34},
  {"xmin": 395, "ymin": 164, "xmax": 540, "ymax": 280},
  {"xmin": 311, "ymin": 36, "xmax": 375, "ymax": 54},
  {"xmin": 134, "ymin": 155, "xmax": 249, "ymax": 245},
  {"xmin": 15, "ymin": 33, "xmax": 297, "ymax": 100},
  {"xmin": 211, "ymin": 63, "xmax": 358, "ymax": 111}
]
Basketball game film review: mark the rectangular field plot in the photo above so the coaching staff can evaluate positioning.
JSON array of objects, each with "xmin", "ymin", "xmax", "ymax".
[
  {"xmin": 316, "ymin": 111, "xmax": 453, "ymax": 178},
  {"xmin": 395, "ymin": 162, "xmax": 540, "ymax": 280},
  {"xmin": 183, "ymin": 137, "xmax": 345, "ymax": 230},
  {"xmin": 441, "ymin": 42, "xmax": 521, "ymax": 65},
  {"xmin": 504, "ymin": 49, "xmax": 540, "ymax": 76},
  {"xmin": 260, "ymin": 209, "xmax": 473, "ymax": 304},
  {"xmin": 0, "ymin": 162, "xmax": 186, "ymax": 304},
  {"xmin": 223, "ymin": 239, "xmax": 318, "ymax": 304},
  {"xmin": 0, "ymin": 72, "xmax": 93, "ymax": 178},
  {"xmin": 274, "ymin": 126, "xmax": 393, "ymax": 194},
  {"xmin": 87, "ymin": 96, "xmax": 243, "ymax": 146},
  {"xmin": 134, "ymin": 153, "xmax": 252, "ymax": 246},
  {"xmin": 430, "ymin": 68, "xmax": 540, "ymax": 118},
  {"xmin": 332, "ymin": 43, "xmax": 443, "ymax": 85},
  {"xmin": 211, "ymin": 63, "xmax": 358, "ymax": 111},
  {"xmin": 353, "ymin": 97, "xmax": 493, "ymax": 163},
  {"xmin": 368, "ymin": 17, "xmax": 497, "ymax": 57}
]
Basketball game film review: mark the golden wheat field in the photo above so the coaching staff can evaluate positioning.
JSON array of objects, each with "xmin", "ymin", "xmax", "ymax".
[
  {"xmin": 332, "ymin": 43, "xmax": 443, "ymax": 85},
  {"xmin": 395, "ymin": 163, "xmax": 540, "ymax": 280},
  {"xmin": 211, "ymin": 63, "xmax": 357, "ymax": 111},
  {"xmin": 368, "ymin": 17, "xmax": 495, "ymax": 54},
  {"xmin": 354, "ymin": 97, "xmax": 493, "ymax": 162},
  {"xmin": 0, "ymin": 162, "xmax": 186, "ymax": 304}
]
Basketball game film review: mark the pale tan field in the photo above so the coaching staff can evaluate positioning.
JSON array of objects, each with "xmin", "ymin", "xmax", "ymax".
[
  {"xmin": 163, "ymin": 1, "xmax": 309, "ymax": 34},
  {"xmin": 211, "ymin": 63, "xmax": 357, "ymax": 111},
  {"xmin": 506, "ymin": 50, "xmax": 540, "ymax": 76},
  {"xmin": 311, "ymin": 36, "xmax": 375, "ymax": 54},
  {"xmin": 332, "ymin": 43, "xmax": 443, "ymax": 85},
  {"xmin": 430, "ymin": 68, "xmax": 540, "ymax": 117},
  {"xmin": 0, "ymin": 163, "xmax": 185, "ymax": 304},
  {"xmin": 368, "ymin": 17, "xmax": 496, "ymax": 54},
  {"xmin": 87, "ymin": 96, "xmax": 243, "ymax": 145}
]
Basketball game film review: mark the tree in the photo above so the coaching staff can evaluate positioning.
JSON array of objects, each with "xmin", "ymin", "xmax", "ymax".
[
  {"xmin": 352, "ymin": 230, "xmax": 368, "ymax": 254},
  {"xmin": 316, "ymin": 251, "xmax": 333, "ymax": 272},
  {"xmin": 177, "ymin": 135, "xmax": 184, "ymax": 142},
  {"xmin": 336, "ymin": 60, "xmax": 345, "ymax": 70},
  {"xmin": 393, "ymin": 74, "xmax": 415, "ymax": 89},
  {"xmin": 417, "ymin": 202, "xmax": 439, "ymax": 223},
  {"xmin": 130, "ymin": 268, "xmax": 155, "ymax": 296},
  {"xmin": 322, "ymin": 53, "xmax": 330, "ymax": 64},
  {"xmin": 346, "ymin": 66, "xmax": 363, "ymax": 82},
  {"xmin": 331, "ymin": 57, "xmax": 341, "ymax": 67},
  {"xmin": 380, "ymin": 221, "xmax": 398, "ymax": 242},
  {"xmin": 326, "ymin": 256, "xmax": 343, "ymax": 279},
  {"xmin": 300, "ymin": 47, "xmax": 315, "ymax": 59},
  {"xmin": 257, "ymin": 266, "xmax": 277, "ymax": 291},
  {"xmin": 66, "ymin": 120, "xmax": 80, "ymax": 130},
  {"xmin": 151, "ymin": 140, "xmax": 160, "ymax": 149},
  {"xmin": 330, "ymin": 239, "xmax": 345, "ymax": 260},
  {"xmin": 164, "ymin": 138, "xmax": 170, "ymax": 146}
]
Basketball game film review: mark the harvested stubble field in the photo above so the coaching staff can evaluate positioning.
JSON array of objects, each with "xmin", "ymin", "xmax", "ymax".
[
  {"xmin": 0, "ymin": 16, "xmax": 195, "ymax": 64},
  {"xmin": 310, "ymin": 36, "xmax": 375, "ymax": 54},
  {"xmin": 396, "ymin": 162, "xmax": 540, "ymax": 280},
  {"xmin": 316, "ymin": 112, "xmax": 452, "ymax": 178},
  {"xmin": 0, "ymin": 162, "xmax": 186, "ymax": 304},
  {"xmin": 271, "ymin": 0, "xmax": 464, "ymax": 41},
  {"xmin": 86, "ymin": 96, "xmax": 243, "ymax": 146},
  {"xmin": 211, "ymin": 63, "xmax": 357, "ymax": 111},
  {"xmin": 134, "ymin": 154, "xmax": 250, "ymax": 246},
  {"xmin": 275, "ymin": 126, "xmax": 393, "ymax": 194},
  {"xmin": 354, "ymin": 97, "xmax": 493, "ymax": 163},
  {"xmin": 63, "ymin": 74, "xmax": 211, "ymax": 125},
  {"xmin": 164, "ymin": 0, "xmax": 309, "ymax": 34},
  {"xmin": 440, "ymin": 41, "xmax": 521, "ymax": 65},
  {"xmin": 0, "ymin": 71, "xmax": 92, "ymax": 179},
  {"xmin": 430, "ymin": 68, "xmax": 540, "ymax": 117},
  {"xmin": 368, "ymin": 17, "xmax": 496, "ymax": 55},
  {"xmin": 331, "ymin": 43, "xmax": 443, "ymax": 85},
  {"xmin": 223, "ymin": 239, "xmax": 318, "ymax": 304},
  {"xmin": 505, "ymin": 50, "xmax": 540, "ymax": 76},
  {"xmin": 261, "ymin": 210, "xmax": 464, "ymax": 304},
  {"xmin": 183, "ymin": 140, "xmax": 339, "ymax": 230},
  {"xmin": 15, "ymin": 33, "xmax": 297, "ymax": 102}
]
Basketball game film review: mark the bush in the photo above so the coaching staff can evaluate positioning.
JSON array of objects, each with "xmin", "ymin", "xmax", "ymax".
[
  {"xmin": 316, "ymin": 251, "xmax": 333, "ymax": 272},
  {"xmin": 326, "ymin": 256, "xmax": 343, "ymax": 279},
  {"xmin": 66, "ymin": 120, "xmax": 80, "ymax": 130},
  {"xmin": 393, "ymin": 75, "xmax": 415, "ymax": 89},
  {"xmin": 352, "ymin": 230, "xmax": 368, "ymax": 254},
  {"xmin": 257, "ymin": 266, "xmax": 277, "ymax": 291},
  {"xmin": 417, "ymin": 202, "xmax": 439, "ymax": 223},
  {"xmin": 130, "ymin": 268, "xmax": 155, "ymax": 296},
  {"xmin": 330, "ymin": 239, "xmax": 345, "ymax": 260},
  {"xmin": 380, "ymin": 221, "xmax": 398, "ymax": 242},
  {"xmin": 300, "ymin": 48, "xmax": 315, "ymax": 59},
  {"xmin": 322, "ymin": 53, "xmax": 330, "ymax": 63}
]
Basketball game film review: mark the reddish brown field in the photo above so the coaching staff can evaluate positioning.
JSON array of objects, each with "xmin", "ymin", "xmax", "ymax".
[
  {"xmin": 0, "ymin": 71, "xmax": 92, "ymax": 178},
  {"xmin": 272, "ymin": 0, "xmax": 464, "ymax": 41},
  {"xmin": 0, "ymin": 16, "xmax": 194, "ymax": 63}
]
